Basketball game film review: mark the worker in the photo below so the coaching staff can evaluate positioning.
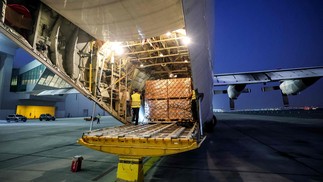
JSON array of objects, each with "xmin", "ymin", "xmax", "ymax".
[
  {"xmin": 96, "ymin": 113, "xmax": 101, "ymax": 124},
  {"xmin": 131, "ymin": 89, "xmax": 141, "ymax": 125},
  {"xmin": 191, "ymin": 89, "xmax": 198, "ymax": 121}
]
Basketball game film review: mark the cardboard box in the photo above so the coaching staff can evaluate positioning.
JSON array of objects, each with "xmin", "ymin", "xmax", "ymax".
[
  {"xmin": 145, "ymin": 100, "xmax": 168, "ymax": 119},
  {"xmin": 168, "ymin": 99, "xmax": 192, "ymax": 120},
  {"xmin": 168, "ymin": 78, "xmax": 192, "ymax": 98},
  {"xmin": 145, "ymin": 80, "xmax": 168, "ymax": 99}
]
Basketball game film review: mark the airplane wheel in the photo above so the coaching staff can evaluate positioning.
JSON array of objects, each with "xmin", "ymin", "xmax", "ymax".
[
  {"xmin": 203, "ymin": 115, "xmax": 217, "ymax": 133},
  {"xmin": 212, "ymin": 115, "xmax": 217, "ymax": 127}
]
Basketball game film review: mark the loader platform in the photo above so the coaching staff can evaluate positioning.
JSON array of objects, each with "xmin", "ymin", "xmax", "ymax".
[
  {"xmin": 78, "ymin": 122, "xmax": 204, "ymax": 181},
  {"xmin": 78, "ymin": 122, "xmax": 203, "ymax": 157}
]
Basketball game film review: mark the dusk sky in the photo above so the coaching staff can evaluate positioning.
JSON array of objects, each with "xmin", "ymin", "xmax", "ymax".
[{"xmin": 212, "ymin": 0, "xmax": 323, "ymax": 110}]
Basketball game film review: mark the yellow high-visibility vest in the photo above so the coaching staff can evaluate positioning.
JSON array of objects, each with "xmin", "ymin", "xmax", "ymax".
[
  {"xmin": 131, "ymin": 93, "xmax": 141, "ymax": 108},
  {"xmin": 192, "ymin": 90, "xmax": 196, "ymax": 100}
]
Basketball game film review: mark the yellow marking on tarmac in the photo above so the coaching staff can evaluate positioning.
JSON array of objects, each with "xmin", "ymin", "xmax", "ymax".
[{"xmin": 143, "ymin": 157, "xmax": 161, "ymax": 174}]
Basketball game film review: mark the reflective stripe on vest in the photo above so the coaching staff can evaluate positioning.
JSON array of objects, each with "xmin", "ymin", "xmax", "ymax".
[{"xmin": 131, "ymin": 93, "xmax": 141, "ymax": 108}]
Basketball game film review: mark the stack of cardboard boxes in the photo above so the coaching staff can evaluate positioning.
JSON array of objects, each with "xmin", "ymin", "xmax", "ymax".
[{"xmin": 145, "ymin": 78, "xmax": 193, "ymax": 122}]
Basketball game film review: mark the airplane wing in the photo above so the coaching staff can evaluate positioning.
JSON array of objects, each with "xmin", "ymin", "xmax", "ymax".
[
  {"xmin": 213, "ymin": 66, "xmax": 323, "ymax": 109},
  {"xmin": 213, "ymin": 66, "xmax": 323, "ymax": 86}
]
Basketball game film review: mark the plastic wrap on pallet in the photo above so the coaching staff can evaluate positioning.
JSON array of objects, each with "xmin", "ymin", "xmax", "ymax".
[
  {"xmin": 168, "ymin": 78, "xmax": 192, "ymax": 98},
  {"xmin": 145, "ymin": 100, "xmax": 168, "ymax": 119},
  {"xmin": 168, "ymin": 99, "xmax": 192, "ymax": 120},
  {"xmin": 145, "ymin": 80, "xmax": 168, "ymax": 99}
]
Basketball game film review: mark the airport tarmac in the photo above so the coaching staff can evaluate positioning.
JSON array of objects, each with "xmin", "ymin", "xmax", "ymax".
[{"xmin": 0, "ymin": 113, "xmax": 322, "ymax": 182}]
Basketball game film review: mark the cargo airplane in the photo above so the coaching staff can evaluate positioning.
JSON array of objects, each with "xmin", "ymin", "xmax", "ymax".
[{"xmin": 1, "ymin": 0, "xmax": 323, "ymax": 181}]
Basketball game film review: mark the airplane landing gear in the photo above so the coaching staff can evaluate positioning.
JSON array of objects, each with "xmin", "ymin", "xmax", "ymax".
[{"xmin": 203, "ymin": 114, "xmax": 217, "ymax": 133}]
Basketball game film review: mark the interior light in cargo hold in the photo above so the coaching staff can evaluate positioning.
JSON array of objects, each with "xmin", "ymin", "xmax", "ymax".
[
  {"xmin": 169, "ymin": 73, "xmax": 177, "ymax": 78},
  {"xmin": 182, "ymin": 36, "xmax": 191, "ymax": 45},
  {"xmin": 99, "ymin": 42, "xmax": 124, "ymax": 60},
  {"xmin": 111, "ymin": 42, "xmax": 124, "ymax": 55}
]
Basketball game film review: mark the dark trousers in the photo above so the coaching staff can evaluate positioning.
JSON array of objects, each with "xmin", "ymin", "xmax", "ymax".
[
  {"xmin": 191, "ymin": 100, "xmax": 198, "ymax": 121},
  {"xmin": 132, "ymin": 108, "xmax": 139, "ymax": 125}
]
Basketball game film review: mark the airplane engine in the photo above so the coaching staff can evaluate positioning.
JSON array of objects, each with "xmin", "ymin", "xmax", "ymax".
[
  {"xmin": 227, "ymin": 84, "xmax": 246, "ymax": 99},
  {"xmin": 279, "ymin": 78, "xmax": 320, "ymax": 95}
]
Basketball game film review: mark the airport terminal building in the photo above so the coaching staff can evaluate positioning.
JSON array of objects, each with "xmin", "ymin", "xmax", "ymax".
[{"xmin": 0, "ymin": 46, "xmax": 106, "ymax": 119}]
